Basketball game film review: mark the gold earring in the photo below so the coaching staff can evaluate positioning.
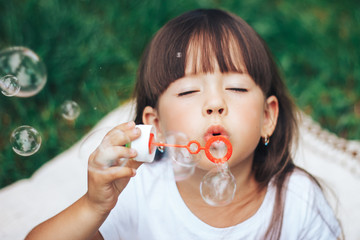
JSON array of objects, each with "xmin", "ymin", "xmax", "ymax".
[{"xmin": 263, "ymin": 135, "xmax": 270, "ymax": 146}]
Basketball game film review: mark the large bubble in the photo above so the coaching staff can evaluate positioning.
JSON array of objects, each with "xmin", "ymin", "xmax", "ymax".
[
  {"xmin": 200, "ymin": 163, "xmax": 236, "ymax": 207},
  {"xmin": 10, "ymin": 125, "xmax": 42, "ymax": 156},
  {"xmin": 0, "ymin": 46, "xmax": 47, "ymax": 97},
  {"xmin": 79, "ymin": 127, "xmax": 128, "ymax": 170}
]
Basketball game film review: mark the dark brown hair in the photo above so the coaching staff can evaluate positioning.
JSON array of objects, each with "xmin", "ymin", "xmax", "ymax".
[{"xmin": 133, "ymin": 9, "xmax": 332, "ymax": 239}]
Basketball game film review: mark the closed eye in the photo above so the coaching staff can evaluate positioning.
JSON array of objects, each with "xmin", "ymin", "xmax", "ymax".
[
  {"xmin": 226, "ymin": 88, "xmax": 248, "ymax": 92},
  {"xmin": 177, "ymin": 90, "xmax": 199, "ymax": 96}
]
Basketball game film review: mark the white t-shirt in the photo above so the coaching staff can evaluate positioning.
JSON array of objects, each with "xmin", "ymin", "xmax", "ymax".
[{"xmin": 99, "ymin": 160, "xmax": 341, "ymax": 240}]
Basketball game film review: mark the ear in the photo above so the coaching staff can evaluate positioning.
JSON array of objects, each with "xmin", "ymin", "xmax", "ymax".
[
  {"xmin": 261, "ymin": 95, "xmax": 279, "ymax": 137},
  {"xmin": 142, "ymin": 106, "xmax": 165, "ymax": 141},
  {"xmin": 142, "ymin": 106, "xmax": 159, "ymax": 126}
]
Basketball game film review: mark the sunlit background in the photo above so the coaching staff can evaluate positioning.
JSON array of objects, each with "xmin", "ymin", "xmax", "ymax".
[{"xmin": 0, "ymin": 0, "xmax": 359, "ymax": 188}]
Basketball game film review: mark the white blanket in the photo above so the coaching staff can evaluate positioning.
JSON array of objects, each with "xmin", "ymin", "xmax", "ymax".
[{"xmin": 0, "ymin": 102, "xmax": 359, "ymax": 240}]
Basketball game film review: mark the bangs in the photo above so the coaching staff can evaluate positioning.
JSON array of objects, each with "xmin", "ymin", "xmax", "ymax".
[
  {"xmin": 185, "ymin": 27, "xmax": 245, "ymax": 75},
  {"xmin": 136, "ymin": 9, "xmax": 272, "ymax": 111}
]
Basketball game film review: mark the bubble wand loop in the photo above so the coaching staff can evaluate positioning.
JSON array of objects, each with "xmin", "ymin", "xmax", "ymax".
[{"xmin": 149, "ymin": 133, "xmax": 233, "ymax": 164}]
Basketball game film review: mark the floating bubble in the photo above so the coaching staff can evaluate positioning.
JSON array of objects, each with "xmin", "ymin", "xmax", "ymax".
[
  {"xmin": 200, "ymin": 163, "xmax": 236, "ymax": 206},
  {"xmin": 61, "ymin": 100, "xmax": 81, "ymax": 121},
  {"xmin": 0, "ymin": 46, "xmax": 47, "ymax": 97},
  {"xmin": 0, "ymin": 74, "xmax": 20, "ymax": 96},
  {"xmin": 90, "ymin": 145, "xmax": 129, "ymax": 170},
  {"xmin": 164, "ymin": 132, "xmax": 199, "ymax": 181},
  {"xmin": 79, "ymin": 127, "xmax": 128, "ymax": 170},
  {"xmin": 78, "ymin": 127, "xmax": 110, "ymax": 160},
  {"xmin": 10, "ymin": 125, "xmax": 42, "ymax": 156},
  {"xmin": 166, "ymin": 132, "xmax": 200, "ymax": 166},
  {"xmin": 171, "ymin": 157, "xmax": 196, "ymax": 181}
]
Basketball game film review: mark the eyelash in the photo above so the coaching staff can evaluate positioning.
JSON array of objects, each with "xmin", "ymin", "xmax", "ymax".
[
  {"xmin": 177, "ymin": 90, "xmax": 199, "ymax": 96},
  {"xmin": 226, "ymin": 88, "xmax": 248, "ymax": 92},
  {"xmin": 177, "ymin": 88, "xmax": 247, "ymax": 96}
]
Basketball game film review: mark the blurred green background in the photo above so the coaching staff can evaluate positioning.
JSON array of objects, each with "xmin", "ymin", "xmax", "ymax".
[{"xmin": 0, "ymin": 0, "xmax": 359, "ymax": 188}]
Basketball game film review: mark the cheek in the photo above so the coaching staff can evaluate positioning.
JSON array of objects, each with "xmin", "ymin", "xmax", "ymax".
[
  {"xmin": 233, "ymin": 98, "xmax": 264, "ymax": 126},
  {"xmin": 245, "ymin": 105, "xmax": 264, "ymax": 130},
  {"xmin": 230, "ymin": 98, "xmax": 265, "ymax": 146},
  {"xmin": 158, "ymin": 102, "xmax": 195, "ymax": 134}
]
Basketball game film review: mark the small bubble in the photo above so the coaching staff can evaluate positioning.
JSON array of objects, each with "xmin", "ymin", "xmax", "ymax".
[
  {"xmin": 10, "ymin": 125, "xmax": 42, "ymax": 156},
  {"xmin": 61, "ymin": 100, "xmax": 81, "ymax": 121},
  {"xmin": 0, "ymin": 75, "xmax": 20, "ymax": 96},
  {"xmin": 176, "ymin": 52, "xmax": 182, "ymax": 58}
]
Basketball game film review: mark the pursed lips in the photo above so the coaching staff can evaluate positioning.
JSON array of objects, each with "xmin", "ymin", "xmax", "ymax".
[{"xmin": 204, "ymin": 125, "xmax": 229, "ymax": 142}]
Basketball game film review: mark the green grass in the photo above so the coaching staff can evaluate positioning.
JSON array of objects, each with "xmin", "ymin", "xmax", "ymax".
[{"xmin": 0, "ymin": 0, "xmax": 359, "ymax": 188}]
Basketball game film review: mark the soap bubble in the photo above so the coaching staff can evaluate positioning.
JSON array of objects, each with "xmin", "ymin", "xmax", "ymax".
[
  {"xmin": 89, "ymin": 144, "xmax": 129, "ymax": 170},
  {"xmin": 208, "ymin": 140, "xmax": 228, "ymax": 160},
  {"xmin": 0, "ymin": 74, "xmax": 20, "ymax": 96},
  {"xmin": 200, "ymin": 163, "xmax": 236, "ymax": 206},
  {"xmin": 79, "ymin": 127, "xmax": 128, "ymax": 170},
  {"xmin": 61, "ymin": 100, "xmax": 81, "ymax": 121},
  {"xmin": 171, "ymin": 157, "xmax": 195, "ymax": 181},
  {"xmin": 10, "ymin": 125, "xmax": 42, "ymax": 156},
  {"xmin": 0, "ymin": 46, "xmax": 47, "ymax": 97},
  {"xmin": 165, "ymin": 132, "xmax": 199, "ymax": 181},
  {"xmin": 78, "ymin": 127, "xmax": 110, "ymax": 160}
]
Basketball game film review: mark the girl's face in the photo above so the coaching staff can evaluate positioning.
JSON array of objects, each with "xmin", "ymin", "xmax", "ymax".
[{"xmin": 143, "ymin": 67, "xmax": 278, "ymax": 171}]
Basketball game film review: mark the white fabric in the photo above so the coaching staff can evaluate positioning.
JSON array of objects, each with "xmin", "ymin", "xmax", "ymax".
[
  {"xmin": 99, "ymin": 160, "xmax": 341, "ymax": 240},
  {"xmin": 0, "ymin": 102, "xmax": 136, "ymax": 240},
  {"xmin": 0, "ymin": 102, "xmax": 359, "ymax": 240}
]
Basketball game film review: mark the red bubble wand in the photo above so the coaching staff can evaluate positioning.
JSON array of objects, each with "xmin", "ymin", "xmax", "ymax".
[{"xmin": 148, "ymin": 134, "xmax": 232, "ymax": 164}]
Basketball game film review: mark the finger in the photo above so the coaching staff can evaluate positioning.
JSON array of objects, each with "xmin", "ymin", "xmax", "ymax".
[
  {"xmin": 88, "ymin": 165, "xmax": 136, "ymax": 188},
  {"xmin": 112, "ymin": 121, "xmax": 136, "ymax": 132},
  {"xmin": 103, "ymin": 162, "xmax": 142, "ymax": 187},
  {"xmin": 125, "ymin": 158, "xmax": 143, "ymax": 170},
  {"xmin": 104, "ymin": 166, "xmax": 137, "ymax": 180},
  {"xmin": 89, "ymin": 145, "xmax": 137, "ymax": 169},
  {"xmin": 102, "ymin": 122, "xmax": 141, "ymax": 147}
]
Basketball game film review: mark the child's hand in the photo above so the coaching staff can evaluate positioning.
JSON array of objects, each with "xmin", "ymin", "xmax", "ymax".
[{"xmin": 85, "ymin": 121, "xmax": 142, "ymax": 215}]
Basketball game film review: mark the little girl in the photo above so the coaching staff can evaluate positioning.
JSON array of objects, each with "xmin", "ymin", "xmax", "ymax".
[{"xmin": 26, "ymin": 9, "xmax": 342, "ymax": 240}]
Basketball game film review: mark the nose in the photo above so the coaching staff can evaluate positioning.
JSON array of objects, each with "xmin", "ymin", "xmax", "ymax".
[
  {"xmin": 203, "ymin": 94, "xmax": 228, "ymax": 116},
  {"xmin": 206, "ymin": 108, "xmax": 224, "ymax": 115}
]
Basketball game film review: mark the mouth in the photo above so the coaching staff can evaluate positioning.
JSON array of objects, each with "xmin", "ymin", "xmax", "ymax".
[
  {"xmin": 203, "ymin": 125, "xmax": 231, "ymax": 162},
  {"xmin": 204, "ymin": 125, "xmax": 229, "ymax": 142}
]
